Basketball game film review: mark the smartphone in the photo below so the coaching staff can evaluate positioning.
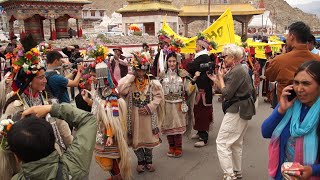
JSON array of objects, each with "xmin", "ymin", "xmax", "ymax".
[{"xmin": 287, "ymin": 89, "xmax": 297, "ymax": 101}]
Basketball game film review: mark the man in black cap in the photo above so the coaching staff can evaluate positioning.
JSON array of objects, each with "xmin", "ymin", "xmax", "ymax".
[
  {"xmin": 3, "ymin": 35, "xmax": 18, "ymax": 74},
  {"xmin": 5, "ymin": 35, "xmax": 17, "ymax": 54}
]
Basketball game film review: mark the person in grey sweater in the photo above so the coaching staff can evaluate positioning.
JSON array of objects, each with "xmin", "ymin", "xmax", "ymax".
[{"xmin": 207, "ymin": 44, "xmax": 256, "ymax": 180}]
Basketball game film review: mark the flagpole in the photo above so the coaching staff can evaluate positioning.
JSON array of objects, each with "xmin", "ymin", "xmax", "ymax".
[{"xmin": 207, "ymin": 0, "xmax": 211, "ymax": 27}]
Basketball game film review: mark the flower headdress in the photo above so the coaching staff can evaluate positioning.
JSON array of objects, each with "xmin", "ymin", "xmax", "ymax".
[
  {"xmin": 196, "ymin": 33, "xmax": 218, "ymax": 51},
  {"xmin": 157, "ymin": 29, "xmax": 171, "ymax": 43},
  {"xmin": 87, "ymin": 44, "xmax": 108, "ymax": 64},
  {"xmin": 167, "ymin": 38, "xmax": 185, "ymax": 54},
  {"xmin": 78, "ymin": 63, "xmax": 95, "ymax": 89},
  {"xmin": 130, "ymin": 51, "xmax": 151, "ymax": 71},
  {"xmin": 7, "ymin": 35, "xmax": 45, "ymax": 92},
  {"xmin": 0, "ymin": 119, "xmax": 14, "ymax": 151}
]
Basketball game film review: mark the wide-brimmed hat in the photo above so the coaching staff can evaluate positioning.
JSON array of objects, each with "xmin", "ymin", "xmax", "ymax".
[{"xmin": 113, "ymin": 46, "xmax": 123, "ymax": 54}]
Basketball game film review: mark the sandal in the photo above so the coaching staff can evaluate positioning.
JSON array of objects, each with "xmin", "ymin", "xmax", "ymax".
[
  {"xmin": 234, "ymin": 171, "xmax": 242, "ymax": 179},
  {"xmin": 136, "ymin": 165, "xmax": 145, "ymax": 173},
  {"xmin": 145, "ymin": 163, "xmax": 155, "ymax": 172}
]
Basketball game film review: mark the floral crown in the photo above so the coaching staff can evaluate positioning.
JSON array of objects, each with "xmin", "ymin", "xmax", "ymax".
[
  {"xmin": 87, "ymin": 44, "xmax": 108, "ymax": 64},
  {"xmin": 6, "ymin": 44, "xmax": 45, "ymax": 91},
  {"xmin": 130, "ymin": 51, "xmax": 151, "ymax": 70},
  {"xmin": 79, "ymin": 63, "xmax": 95, "ymax": 89},
  {"xmin": 0, "ymin": 119, "xmax": 14, "ymax": 151},
  {"xmin": 157, "ymin": 30, "xmax": 171, "ymax": 43},
  {"xmin": 7, "ymin": 44, "xmax": 44, "ymax": 75},
  {"xmin": 196, "ymin": 33, "xmax": 218, "ymax": 51},
  {"xmin": 167, "ymin": 38, "xmax": 185, "ymax": 54}
]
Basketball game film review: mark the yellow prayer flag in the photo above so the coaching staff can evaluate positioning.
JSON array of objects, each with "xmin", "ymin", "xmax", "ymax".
[{"xmin": 161, "ymin": 9, "xmax": 235, "ymax": 53}]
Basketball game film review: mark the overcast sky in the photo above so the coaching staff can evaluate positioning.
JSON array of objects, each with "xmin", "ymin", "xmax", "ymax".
[{"xmin": 285, "ymin": 0, "xmax": 320, "ymax": 5}]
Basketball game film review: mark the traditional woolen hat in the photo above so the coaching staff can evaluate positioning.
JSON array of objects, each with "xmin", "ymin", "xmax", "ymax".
[{"xmin": 196, "ymin": 33, "xmax": 217, "ymax": 51}]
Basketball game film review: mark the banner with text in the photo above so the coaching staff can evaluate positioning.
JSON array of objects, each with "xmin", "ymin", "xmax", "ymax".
[{"xmin": 162, "ymin": 9, "xmax": 235, "ymax": 53}]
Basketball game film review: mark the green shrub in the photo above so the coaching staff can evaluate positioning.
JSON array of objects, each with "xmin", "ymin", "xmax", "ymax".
[
  {"xmin": 133, "ymin": 31, "xmax": 142, "ymax": 36},
  {"xmin": 97, "ymin": 34, "xmax": 106, "ymax": 39}
]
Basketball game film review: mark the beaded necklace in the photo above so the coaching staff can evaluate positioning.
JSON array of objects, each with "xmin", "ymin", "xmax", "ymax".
[{"xmin": 134, "ymin": 77, "xmax": 148, "ymax": 92}]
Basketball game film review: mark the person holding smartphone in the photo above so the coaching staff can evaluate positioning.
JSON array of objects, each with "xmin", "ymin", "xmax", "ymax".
[
  {"xmin": 261, "ymin": 60, "xmax": 320, "ymax": 180},
  {"xmin": 207, "ymin": 44, "xmax": 256, "ymax": 180}
]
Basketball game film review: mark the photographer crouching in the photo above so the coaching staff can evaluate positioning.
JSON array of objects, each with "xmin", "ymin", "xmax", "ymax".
[
  {"xmin": 207, "ymin": 44, "xmax": 256, "ymax": 179},
  {"xmin": 187, "ymin": 35, "xmax": 215, "ymax": 147}
]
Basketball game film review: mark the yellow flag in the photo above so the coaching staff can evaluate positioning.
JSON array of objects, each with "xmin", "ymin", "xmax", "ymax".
[{"xmin": 161, "ymin": 9, "xmax": 235, "ymax": 53}]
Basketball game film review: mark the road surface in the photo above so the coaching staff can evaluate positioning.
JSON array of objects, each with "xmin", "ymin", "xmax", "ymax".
[{"xmin": 89, "ymin": 96, "xmax": 273, "ymax": 180}]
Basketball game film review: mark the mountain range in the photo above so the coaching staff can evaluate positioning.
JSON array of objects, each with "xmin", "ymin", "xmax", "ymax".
[{"xmin": 294, "ymin": 1, "xmax": 320, "ymax": 18}]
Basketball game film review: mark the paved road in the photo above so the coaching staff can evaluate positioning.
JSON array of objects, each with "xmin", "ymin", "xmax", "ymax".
[{"xmin": 89, "ymin": 96, "xmax": 273, "ymax": 180}]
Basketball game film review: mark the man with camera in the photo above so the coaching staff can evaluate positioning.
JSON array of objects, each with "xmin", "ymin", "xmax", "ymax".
[
  {"xmin": 45, "ymin": 51, "xmax": 84, "ymax": 104},
  {"xmin": 187, "ymin": 36, "xmax": 214, "ymax": 147}
]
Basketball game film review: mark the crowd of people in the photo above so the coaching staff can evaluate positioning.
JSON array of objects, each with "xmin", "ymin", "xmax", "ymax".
[{"xmin": 0, "ymin": 20, "xmax": 319, "ymax": 180}]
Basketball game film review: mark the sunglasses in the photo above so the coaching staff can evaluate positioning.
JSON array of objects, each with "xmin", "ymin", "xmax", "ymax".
[{"xmin": 220, "ymin": 55, "xmax": 228, "ymax": 59}]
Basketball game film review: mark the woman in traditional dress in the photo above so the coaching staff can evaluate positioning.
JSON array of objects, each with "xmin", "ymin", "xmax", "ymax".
[
  {"xmin": 0, "ymin": 35, "xmax": 73, "ymax": 180},
  {"xmin": 117, "ymin": 52, "xmax": 164, "ymax": 173},
  {"xmin": 159, "ymin": 52, "xmax": 197, "ymax": 157}
]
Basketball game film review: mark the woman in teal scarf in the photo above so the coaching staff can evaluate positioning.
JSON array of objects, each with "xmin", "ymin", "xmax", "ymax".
[{"xmin": 262, "ymin": 60, "xmax": 320, "ymax": 180}]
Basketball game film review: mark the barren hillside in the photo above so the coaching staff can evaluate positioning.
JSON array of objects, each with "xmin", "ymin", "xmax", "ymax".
[{"xmin": 85, "ymin": 0, "xmax": 320, "ymax": 34}]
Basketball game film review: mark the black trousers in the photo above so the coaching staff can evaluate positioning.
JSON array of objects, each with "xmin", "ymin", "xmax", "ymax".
[
  {"xmin": 134, "ymin": 148, "xmax": 153, "ymax": 165},
  {"xmin": 197, "ymin": 131, "xmax": 208, "ymax": 144}
]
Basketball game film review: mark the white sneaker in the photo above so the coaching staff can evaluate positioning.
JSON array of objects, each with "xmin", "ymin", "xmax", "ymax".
[
  {"xmin": 223, "ymin": 173, "xmax": 237, "ymax": 180},
  {"xmin": 194, "ymin": 141, "xmax": 207, "ymax": 147},
  {"xmin": 191, "ymin": 134, "xmax": 200, "ymax": 139}
]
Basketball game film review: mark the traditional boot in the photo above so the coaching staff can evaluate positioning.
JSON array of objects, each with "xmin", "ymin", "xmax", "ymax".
[
  {"xmin": 108, "ymin": 159, "xmax": 122, "ymax": 179},
  {"xmin": 167, "ymin": 146, "xmax": 175, "ymax": 157},
  {"xmin": 167, "ymin": 135, "xmax": 175, "ymax": 157},
  {"xmin": 174, "ymin": 134, "xmax": 183, "ymax": 157},
  {"xmin": 174, "ymin": 147, "xmax": 183, "ymax": 158}
]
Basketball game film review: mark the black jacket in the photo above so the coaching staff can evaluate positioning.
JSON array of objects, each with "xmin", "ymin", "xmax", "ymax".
[{"xmin": 188, "ymin": 54, "xmax": 213, "ymax": 104}]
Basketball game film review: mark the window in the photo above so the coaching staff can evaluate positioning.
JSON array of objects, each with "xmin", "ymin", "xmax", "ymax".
[
  {"xmin": 83, "ymin": 11, "xmax": 87, "ymax": 17},
  {"xmin": 100, "ymin": 11, "xmax": 104, "ymax": 17},
  {"xmin": 91, "ymin": 11, "xmax": 95, "ymax": 17},
  {"xmin": 221, "ymin": 0, "xmax": 230, "ymax": 4}
]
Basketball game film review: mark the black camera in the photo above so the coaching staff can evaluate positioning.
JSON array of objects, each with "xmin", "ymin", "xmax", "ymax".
[
  {"xmin": 199, "ymin": 62, "xmax": 214, "ymax": 74},
  {"xmin": 107, "ymin": 53, "xmax": 114, "ymax": 57},
  {"xmin": 218, "ymin": 56, "xmax": 224, "ymax": 63}
]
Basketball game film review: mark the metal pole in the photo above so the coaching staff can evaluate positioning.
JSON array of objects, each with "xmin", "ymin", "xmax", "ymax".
[{"xmin": 207, "ymin": 0, "xmax": 211, "ymax": 27}]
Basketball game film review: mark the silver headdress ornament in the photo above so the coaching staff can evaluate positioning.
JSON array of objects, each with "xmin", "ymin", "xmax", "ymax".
[{"xmin": 95, "ymin": 62, "xmax": 109, "ymax": 88}]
